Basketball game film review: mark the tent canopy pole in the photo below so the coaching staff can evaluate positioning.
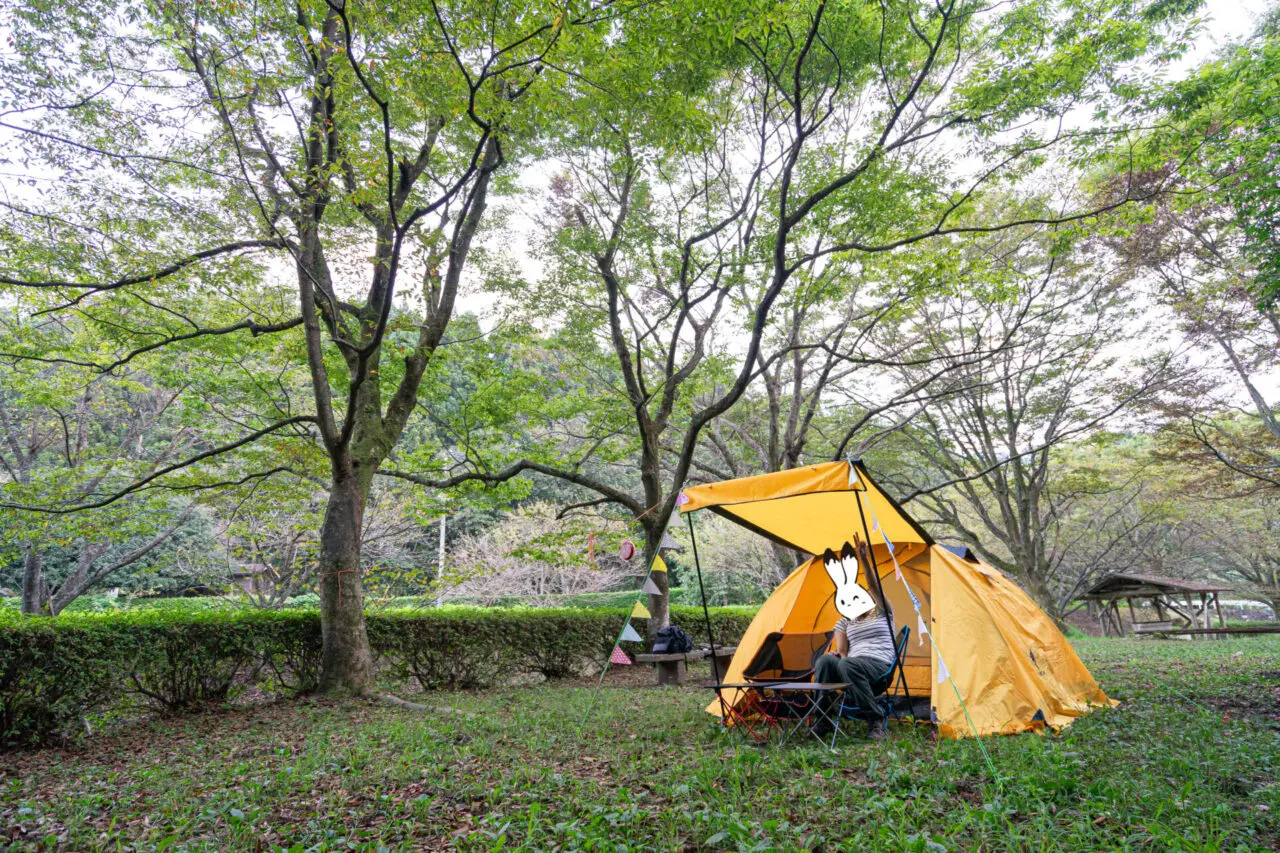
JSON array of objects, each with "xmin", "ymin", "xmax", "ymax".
[
  {"xmin": 853, "ymin": 490, "xmax": 895, "ymax": 634},
  {"xmin": 686, "ymin": 511, "xmax": 727, "ymax": 721}
]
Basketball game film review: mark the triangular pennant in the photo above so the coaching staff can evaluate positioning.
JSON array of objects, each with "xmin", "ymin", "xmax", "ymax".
[
  {"xmin": 659, "ymin": 532, "xmax": 682, "ymax": 551},
  {"xmin": 675, "ymin": 491, "xmax": 690, "ymax": 506},
  {"xmin": 937, "ymin": 654, "xmax": 950, "ymax": 684},
  {"xmin": 620, "ymin": 621, "xmax": 643, "ymax": 643},
  {"xmin": 642, "ymin": 577, "xmax": 662, "ymax": 596},
  {"xmin": 903, "ymin": 580, "xmax": 921, "ymax": 612},
  {"xmin": 917, "ymin": 612, "xmax": 928, "ymax": 647},
  {"xmin": 610, "ymin": 645, "xmax": 632, "ymax": 665},
  {"xmin": 651, "ymin": 555, "xmax": 667, "ymax": 573},
  {"xmin": 847, "ymin": 462, "xmax": 859, "ymax": 486},
  {"xmin": 631, "ymin": 600, "xmax": 650, "ymax": 619}
]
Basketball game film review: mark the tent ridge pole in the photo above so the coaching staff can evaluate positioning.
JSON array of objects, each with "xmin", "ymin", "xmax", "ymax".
[{"xmin": 686, "ymin": 511, "xmax": 728, "ymax": 722}]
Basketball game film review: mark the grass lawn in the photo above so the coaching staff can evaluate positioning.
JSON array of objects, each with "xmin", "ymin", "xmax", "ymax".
[{"xmin": 2, "ymin": 637, "xmax": 1278, "ymax": 852}]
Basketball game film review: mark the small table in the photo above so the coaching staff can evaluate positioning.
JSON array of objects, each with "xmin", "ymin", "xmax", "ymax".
[{"xmin": 709, "ymin": 681, "xmax": 849, "ymax": 745}]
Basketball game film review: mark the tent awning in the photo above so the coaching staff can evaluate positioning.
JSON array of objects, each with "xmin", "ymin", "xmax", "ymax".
[{"xmin": 680, "ymin": 461, "xmax": 933, "ymax": 556}]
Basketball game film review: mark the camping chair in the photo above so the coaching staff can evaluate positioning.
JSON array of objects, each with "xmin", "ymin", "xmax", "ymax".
[
  {"xmin": 830, "ymin": 625, "xmax": 913, "ymax": 745},
  {"xmin": 741, "ymin": 630, "xmax": 834, "ymax": 683}
]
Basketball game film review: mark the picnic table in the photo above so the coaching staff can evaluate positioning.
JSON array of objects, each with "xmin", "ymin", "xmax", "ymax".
[{"xmin": 634, "ymin": 645, "xmax": 737, "ymax": 686}]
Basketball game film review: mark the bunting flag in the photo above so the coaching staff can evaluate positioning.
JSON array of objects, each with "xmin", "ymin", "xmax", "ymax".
[
  {"xmin": 642, "ymin": 577, "xmax": 662, "ymax": 596},
  {"xmin": 847, "ymin": 462, "xmax": 859, "ymax": 486},
  {"xmin": 675, "ymin": 491, "xmax": 690, "ymax": 506},
  {"xmin": 917, "ymin": 612, "xmax": 928, "ymax": 647},
  {"xmin": 620, "ymin": 621, "xmax": 643, "ymax": 643},
  {"xmin": 631, "ymin": 601, "xmax": 651, "ymax": 619},
  {"xmin": 651, "ymin": 555, "xmax": 668, "ymax": 573},
  {"xmin": 937, "ymin": 654, "xmax": 950, "ymax": 684},
  {"xmin": 659, "ymin": 532, "xmax": 681, "ymax": 551},
  {"xmin": 610, "ymin": 645, "xmax": 632, "ymax": 665},
  {"xmin": 905, "ymin": 582, "xmax": 921, "ymax": 611}
]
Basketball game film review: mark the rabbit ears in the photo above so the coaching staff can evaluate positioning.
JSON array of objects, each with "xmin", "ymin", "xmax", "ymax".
[
  {"xmin": 820, "ymin": 542, "xmax": 862, "ymax": 587},
  {"xmin": 821, "ymin": 542, "xmax": 876, "ymax": 621}
]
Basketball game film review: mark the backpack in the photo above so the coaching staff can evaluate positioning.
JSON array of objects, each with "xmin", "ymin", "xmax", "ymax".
[{"xmin": 652, "ymin": 624, "xmax": 694, "ymax": 654}]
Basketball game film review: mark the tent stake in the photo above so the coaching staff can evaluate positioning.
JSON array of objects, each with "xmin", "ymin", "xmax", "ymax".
[{"xmin": 686, "ymin": 511, "xmax": 728, "ymax": 723}]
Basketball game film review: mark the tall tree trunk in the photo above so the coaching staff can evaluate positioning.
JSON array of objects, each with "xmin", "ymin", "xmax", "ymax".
[
  {"xmin": 317, "ymin": 468, "xmax": 375, "ymax": 695},
  {"xmin": 1023, "ymin": 568, "xmax": 1061, "ymax": 623},
  {"xmin": 20, "ymin": 549, "xmax": 49, "ymax": 615}
]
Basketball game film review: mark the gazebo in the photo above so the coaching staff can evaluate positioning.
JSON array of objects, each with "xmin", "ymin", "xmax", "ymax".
[{"xmin": 1079, "ymin": 573, "xmax": 1231, "ymax": 637}]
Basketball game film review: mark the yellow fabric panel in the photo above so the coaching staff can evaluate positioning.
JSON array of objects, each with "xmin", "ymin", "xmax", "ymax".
[
  {"xmin": 779, "ymin": 558, "xmax": 840, "ymax": 634},
  {"xmin": 974, "ymin": 557, "xmax": 1114, "ymax": 725},
  {"xmin": 930, "ymin": 549, "xmax": 1111, "ymax": 738},
  {"xmin": 714, "ymin": 488, "xmax": 925, "ymax": 554},
  {"xmin": 681, "ymin": 462, "xmax": 928, "ymax": 555},
  {"xmin": 681, "ymin": 462, "xmax": 854, "ymax": 512}
]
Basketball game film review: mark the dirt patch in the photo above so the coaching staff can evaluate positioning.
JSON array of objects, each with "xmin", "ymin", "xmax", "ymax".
[{"xmin": 1208, "ymin": 686, "xmax": 1280, "ymax": 721}]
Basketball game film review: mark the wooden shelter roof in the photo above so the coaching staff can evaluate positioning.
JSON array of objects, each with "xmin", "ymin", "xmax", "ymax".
[{"xmin": 1080, "ymin": 573, "xmax": 1232, "ymax": 601}]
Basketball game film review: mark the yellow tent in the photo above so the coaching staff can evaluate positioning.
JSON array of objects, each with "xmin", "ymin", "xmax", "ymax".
[{"xmin": 681, "ymin": 460, "xmax": 1111, "ymax": 738}]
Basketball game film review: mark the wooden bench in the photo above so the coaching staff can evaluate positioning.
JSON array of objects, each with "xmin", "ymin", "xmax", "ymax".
[
  {"xmin": 1132, "ymin": 620, "xmax": 1175, "ymax": 635},
  {"xmin": 707, "ymin": 644, "xmax": 736, "ymax": 677},
  {"xmin": 634, "ymin": 645, "xmax": 738, "ymax": 686}
]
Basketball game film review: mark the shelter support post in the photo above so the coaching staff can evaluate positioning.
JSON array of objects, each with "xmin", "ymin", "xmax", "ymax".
[
  {"xmin": 1214, "ymin": 593, "xmax": 1226, "ymax": 629},
  {"xmin": 1094, "ymin": 601, "xmax": 1109, "ymax": 637},
  {"xmin": 1126, "ymin": 598, "xmax": 1138, "ymax": 632}
]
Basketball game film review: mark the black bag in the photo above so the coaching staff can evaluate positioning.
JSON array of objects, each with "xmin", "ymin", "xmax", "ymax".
[{"xmin": 652, "ymin": 624, "xmax": 694, "ymax": 654}]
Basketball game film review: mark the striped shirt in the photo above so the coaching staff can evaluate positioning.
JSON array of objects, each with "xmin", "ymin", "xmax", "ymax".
[{"xmin": 835, "ymin": 614, "xmax": 895, "ymax": 666}]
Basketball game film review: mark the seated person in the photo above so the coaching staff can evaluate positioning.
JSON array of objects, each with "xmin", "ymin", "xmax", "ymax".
[
  {"xmin": 813, "ymin": 607, "xmax": 895, "ymax": 739},
  {"xmin": 811, "ymin": 542, "xmax": 894, "ymax": 739}
]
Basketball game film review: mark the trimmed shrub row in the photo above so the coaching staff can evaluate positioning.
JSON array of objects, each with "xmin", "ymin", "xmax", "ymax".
[{"xmin": 0, "ymin": 604, "xmax": 755, "ymax": 748}]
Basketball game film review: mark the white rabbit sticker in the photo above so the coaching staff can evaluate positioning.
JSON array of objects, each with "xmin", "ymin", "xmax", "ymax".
[{"xmin": 821, "ymin": 542, "xmax": 876, "ymax": 620}]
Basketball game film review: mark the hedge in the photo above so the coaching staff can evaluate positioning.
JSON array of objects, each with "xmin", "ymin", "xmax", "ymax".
[{"xmin": 0, "ymin": 604, "xmax": 755, "ymax": 748}]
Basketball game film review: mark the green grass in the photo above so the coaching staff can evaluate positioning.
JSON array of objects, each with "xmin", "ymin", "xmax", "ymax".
[{"xmin": 2, "ymin": 637, "xmax": 1278, "ymax": 851}]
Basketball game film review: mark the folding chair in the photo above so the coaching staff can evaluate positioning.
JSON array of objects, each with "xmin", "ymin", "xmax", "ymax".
[
  {"xmin": 741, "ymin": 630, "xmax": 834, "ymax": 684},
  {"xmin": 830, "ymin": 625, "xmax": 914, "ymax": 745}
]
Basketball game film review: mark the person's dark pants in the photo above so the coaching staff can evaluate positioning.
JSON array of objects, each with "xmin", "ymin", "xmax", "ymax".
[{"xmin": 814, "ymin": 654, "xmax": 888, "ymax": 719}]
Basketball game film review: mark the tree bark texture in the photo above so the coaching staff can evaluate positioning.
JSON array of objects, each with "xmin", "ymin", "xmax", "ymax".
[{"xmin": 316, "ymin": 469, "xmax": 375, "ymax": 695}]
